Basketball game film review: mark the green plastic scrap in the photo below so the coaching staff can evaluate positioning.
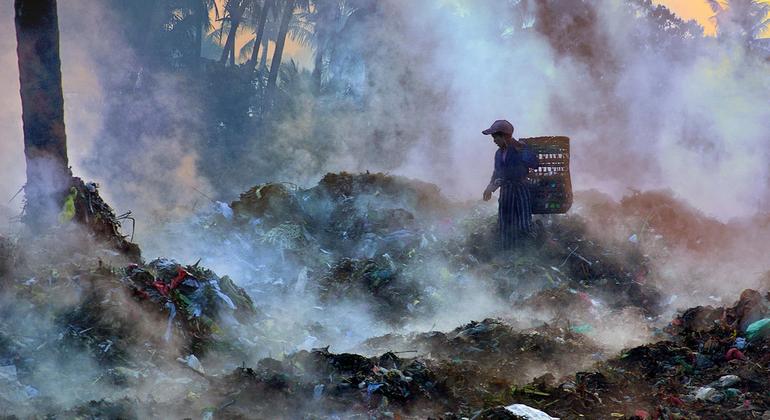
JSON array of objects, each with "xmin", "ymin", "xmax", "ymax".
[
  {"xmin": 570, "ymin": 324, "xmax": 593, "ymax": 334},
  {"xmin": 58, "ymin": 187, "xmax": 77, "ymax": 224},
  {"xmin": 745, "ymin": 318, "xmax": 770, "ymax": 340},
  {"xmin": 510, "ymin": 384, "xmax": 551, "ymax": 397}
]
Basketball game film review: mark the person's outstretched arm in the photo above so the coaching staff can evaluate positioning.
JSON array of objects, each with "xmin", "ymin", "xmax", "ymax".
[{"xmin": 483, "ymin": 152, "xmax": 501, "ymax": 201}]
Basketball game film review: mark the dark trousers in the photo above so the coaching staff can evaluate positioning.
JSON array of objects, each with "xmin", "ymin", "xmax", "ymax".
[{"xmin": 498, "ymin": 183, "xmax": 533, "ymax": 249}]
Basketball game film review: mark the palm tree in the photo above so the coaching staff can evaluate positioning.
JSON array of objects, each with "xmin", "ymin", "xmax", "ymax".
[
  {"xmin": 708, "ymin": 0, "xmax": 770, "ymax": 42},
  {"xmin": 246, "ymin": 0, "xmax": 274, "ymax": 71},
  {"xmin": 193, "ymin": 0, "xmax": 217, "ymax": 66},
  {"xmin": 305, "ymin": 0, "xmax": 361, "ymax": 91},
  {"xmin": 220, "ymin": 0, "xmax": 248, "ymax": 65},
  {"xmin": 266, "ymin": 0, "xmax": 309, "ymax": 98},
  {"xmin": 14, "ymin": 0, "xmax": 72, "ymax": 230}
]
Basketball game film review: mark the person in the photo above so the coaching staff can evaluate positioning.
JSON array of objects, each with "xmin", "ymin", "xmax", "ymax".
[{"xmin": 481, "ymin": 119, "xmax": 539, "ymax": 249}]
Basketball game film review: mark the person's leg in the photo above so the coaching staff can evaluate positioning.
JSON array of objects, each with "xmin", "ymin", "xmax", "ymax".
[
  {"xmin": 517, "ymin": 183, "xmax": 533, "ymax": 235},
  {"xmin": 498, "ymin": 185, "xmax": 515, "ymax": 249}
]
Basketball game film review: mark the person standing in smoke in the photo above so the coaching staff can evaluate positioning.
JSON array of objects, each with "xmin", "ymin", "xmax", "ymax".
[{"xmin": 482, "ymin": 120, "xmax": 539, "ymax": 249}]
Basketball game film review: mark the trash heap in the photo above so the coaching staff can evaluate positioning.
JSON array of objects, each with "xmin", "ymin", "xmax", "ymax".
[
  {"xmin": 193, "ymin": 172, "xmax": 662, "ymax": 330},
  {"xmin": 200, "ymin": 288, "xmax": 770, "ymax": 419},
  {"xmin": 226, "ymin": 171, "xmax": 453, "ymax": 261},
  {"xmin": 65, "ymin": 177, "xmax": 142, "ymax": 261},
  {"xmin": 464, "ymin": 288, "xmax": 770, "ymax": 419},
  {"xmin": 359, "ymin": 318, "xmax": 604, "ymax": 410},
  {"xmin": 0, "ymin": 239, "xmax": 259, "ymax": 416},
  {"xmin": 121, "ymin": 258, "xmax": 260, "ymax": 355},
  {"xmin": 214, "ymin": 348, "xmax": 444, "ymax": 418},
  {"xmin": 6, "ymin": 171, "xmax": 769, "ymax": 418}
]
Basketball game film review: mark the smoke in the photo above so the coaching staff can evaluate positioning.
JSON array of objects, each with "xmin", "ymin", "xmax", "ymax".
[
  {"xmin": 5, "ymin": 0, "xmax": 766, "ymax": 234},
  {"xmin": 387, "ymin": 0, "xmax": 770, "ymax": 222},
  {"xmin": 1, "ymin": 0, "xmax": 769, "ymax": 413},
  {"xmin": 0, "ymin": 0, "xmax": 213, "ymax": 240},
  {"xmin": 0, "ymin": 3, "xmax": 25, "ymax": 230}
]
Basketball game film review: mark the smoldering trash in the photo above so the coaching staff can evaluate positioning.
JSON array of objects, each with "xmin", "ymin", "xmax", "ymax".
[{"xmin": 2, "ymin": 171, "xmax": 770, "ymax": 419}]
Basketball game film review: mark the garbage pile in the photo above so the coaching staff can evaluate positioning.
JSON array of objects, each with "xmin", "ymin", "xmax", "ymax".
[
  {"xmin": 206, "ymin": 287, "xmax": 770, "ymax": 419},
  {"xmin": 213, "ymin": 348, "xmax": 445, "ymax": 418},
  {"xmin": 191, "ymin": 172, "xmax": 662, "ymax": 331},
  {"xmin": 64, "ymin": 177, "xmax": 141, "ymax": 261},
  {"xmin": 5, "ymin": 171, "xmax": 769, "ymax": 418},
  {"xmin": 226, "ymin": 171, "xmax": 452, "ymax": 261},
  {"xmin": 0, "ymin": 240, "xmax": 258, "ymax": 416},
  {"xmin": 121, "ymin": 258, "xmax": 260, "ymax": 355},
  {"xmin": 462, "ymin": 288, "xmax": 770, "ymax": 419},
  {"xmin": 359, "ymin": 318, "xmax": 604, "ymax": 410}
]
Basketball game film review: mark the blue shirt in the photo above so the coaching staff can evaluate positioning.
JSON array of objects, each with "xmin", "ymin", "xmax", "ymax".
[{"xmin": 488, "ymin": 141, "xmax": 539, "ymax": 191}]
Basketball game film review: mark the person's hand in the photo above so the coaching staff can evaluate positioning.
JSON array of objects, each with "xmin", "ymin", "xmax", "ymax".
[{"xmin": 483, "ymin": 188, "xmax": 492, "ymax": 201}]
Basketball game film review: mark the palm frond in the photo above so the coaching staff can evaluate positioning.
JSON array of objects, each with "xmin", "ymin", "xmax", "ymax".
[
  {"xmin": 753, "ymin": 17, "xmax": 770, "ymax": 37},
  {"xmin": 239, "ymin": 38, "xmax": 257, "ymax": 61},
  {"xmin": 707, "ymin": 0, "xmax": 725, "ymax": 14},
  {"xmin": 288, "ymin": 15, "xmax": 316, "ymax": 48},
  {"xmin": 212, "ymin": 0, "xmax": 221, "ymax": 20}
]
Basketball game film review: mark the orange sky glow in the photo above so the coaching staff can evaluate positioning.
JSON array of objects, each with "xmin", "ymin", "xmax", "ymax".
[
  {"xmin": 211, "ymin": 0, "xmax": 770, "ymax": 67},
  {"xmin": 655, "ymin": 0, "xmax": 770, "ymax": 37}
]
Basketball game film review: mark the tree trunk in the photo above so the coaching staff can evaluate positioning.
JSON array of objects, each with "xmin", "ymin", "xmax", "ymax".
[
  {"xmin": 220, "ymin": 0, "xmax": 245, "ymax": 65},
  {"xmin": 248, "ymin": 0, "xmax": 270, "ymax": 71},
  {"xmin": 14, "ymin": 0, "xmax": 72, "ymax": 231},
  {"xmin": 312, "ymin": 48, "xmax": 324, "ymax": 91},
  {"xmin": 144, "ymin": 0, "xmax": 168, "ymax": 67},
  {"xmin": 195, "ymin": 0, "xmax": 205, "ymax": 69},
  {"xmin": 258, "ymin": 37, "xmax": 268, "ymax": 74},
  {"xmin": 266, "ymin": 0, "xmax": 293, "ymax": 95}
]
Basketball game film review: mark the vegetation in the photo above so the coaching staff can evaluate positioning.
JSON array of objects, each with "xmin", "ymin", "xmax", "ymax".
[{"xmin": 78, "ymin": 0, "xmax": 769, "ymax": 201}]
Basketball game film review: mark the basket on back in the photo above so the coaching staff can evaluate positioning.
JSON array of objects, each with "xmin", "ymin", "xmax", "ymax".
[{"xmin": 520, "ymin": 136, "xmax": 572, "ymax": 214}]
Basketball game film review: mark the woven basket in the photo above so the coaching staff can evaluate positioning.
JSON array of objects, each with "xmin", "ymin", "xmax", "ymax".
[{"xmin": 520, "ymin": 136, "xmax": 572, "ymax": 214}]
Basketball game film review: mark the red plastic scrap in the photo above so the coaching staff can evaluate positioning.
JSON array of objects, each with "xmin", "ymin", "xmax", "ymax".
[
  {"xmin": 665, "ymin": 396, "xmax": 684, "ymax": 407},
  {"xmin": 725, "ymin": 347, "xmax": 746, "ymax": 361},
  {"xmin": 632, "ymin": 266, "xmax": 648, "ymax": 285},
  {"xmin": 170, "ymin": 268, "xmax": 188, "ymax": 289},
  {"xmin": 578, "ymin": 292, "xmax": 592, "ymax": 306},
  {"xmin": 152, "ymin": 268, "xmax": 189, "ymax": 297},
  {"xmin": 634, "ymin": 409, "xmax": 650, "ymax": 419}
]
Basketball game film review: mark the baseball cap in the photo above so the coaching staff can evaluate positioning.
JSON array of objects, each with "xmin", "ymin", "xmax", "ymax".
[{"xmin": 482, "ymin": 120, "xmax": 514, "ymax": 135}]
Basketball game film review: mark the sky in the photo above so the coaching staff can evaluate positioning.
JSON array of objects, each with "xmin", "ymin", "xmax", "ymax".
[
  {"xmin": 208, "ymin": 0, "xmax": 314, "ymax": 67},
  {"xmin": 655, "ymin": 0, "xmax": 770, "ymax": 37},
  {"xmin": 217, "ymin": 0, "xmax": 770, "ymax": 68}
]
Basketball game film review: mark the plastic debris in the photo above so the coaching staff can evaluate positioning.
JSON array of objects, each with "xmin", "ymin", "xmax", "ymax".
[
  {"xmin": 24, "ymin": 385, "xmax": 39, "ymax": 398},
  {"xmin": 313, "ymin": 384, "xmax": 324, "ymax": 401},
  {"xmin": 58, "ymin": 187, "xmax": 77, "ymax": 224},
  {"xmin": 215, "ymin": 201, "xmax": 234, "ymax": 220},
  {"xmin": 695, "ymin": 386, "xmax": 724, "ymax": 403},
  {"xmin": 717, "ymin": 375, "xmax": 740, "ymax": 388},
  {"xmin": 734, "ymin": 337, "xmax": 747, "ymax": 350},
  {"xmin": 725, "ymin": 348, "xmax": 746, "ymax": 361},
  {"xmin": 504, "ymin": 403, "xmax": 558, "ymax": 419},
  {"xmin": 745, "ymin": 318, "xmax": 770, "ymax": 340},
  {"xmin": 570, "ymin": 324, "xmax": 593, "ymax": 334},
  {"xmin": 177, "ymin": 354, "xmax": 205, "ymax": 375},
  {"xmin": 164, "ymin": 301, "xmax": 177, "ymax": 342}
]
